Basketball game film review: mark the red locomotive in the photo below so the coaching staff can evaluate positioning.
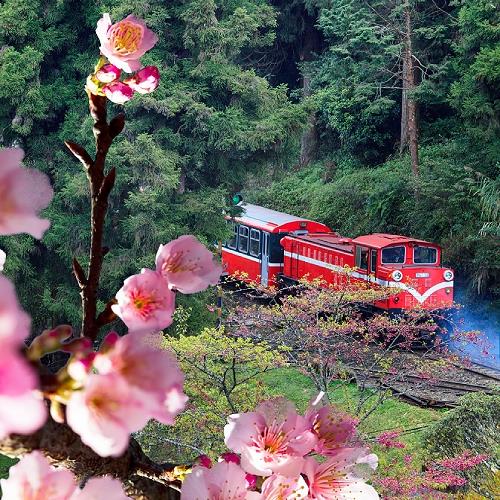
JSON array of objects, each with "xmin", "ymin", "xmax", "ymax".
[{"xmin": 222, "ymin": 203, "xmax": 454, "ymax": 312}]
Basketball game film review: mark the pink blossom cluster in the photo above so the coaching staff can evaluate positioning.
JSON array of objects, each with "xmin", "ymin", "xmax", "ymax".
[
  {"xmin": 87, "ymin": 14, "xmax": 161, "ymax": 103},
  {"xmin": 375, "ymin": 430, "xmax": 406, "ymax": 449},
  {"xmin": 0, "ymin": 274, "xmax": 47, "ymax": 438},
  {"xmin": 112, "ymin": 235, "xmax": 222, "ymax": 334},
  {"xmin": 64, "ymin": 331, "xmax": 188, "ymax": 457},
  {"xmin": 436, "ymin": 450, "xmax": 488, "ymax": 471},
  {"xmin": 0, "ymin": 148, "xmax": 53, "ymax": 239},
  {"xmin": 0, "ymin": 148, "xmax": 50, "ymax": 437},
  {"xmin": 375, "ymin": 450, "xmax": 488, "ymax": 498},
  {"xmin": 181, "ymin": 395, "xmax": 379, "ymax": 499},
  {"xmin": 1, "ymin": 451, "xmax": 129, "ymax": 499}
]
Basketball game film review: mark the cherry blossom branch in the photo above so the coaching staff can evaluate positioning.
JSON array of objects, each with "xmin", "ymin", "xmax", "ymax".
[{"xmin": 65, "ymin": 93, "xmax": 121, "ymax": 340}]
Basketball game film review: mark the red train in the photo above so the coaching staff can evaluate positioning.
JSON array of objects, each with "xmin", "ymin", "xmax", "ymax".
[{"xmin": 222, "ymin": 203, "xmax": 454, "ymax": 312}]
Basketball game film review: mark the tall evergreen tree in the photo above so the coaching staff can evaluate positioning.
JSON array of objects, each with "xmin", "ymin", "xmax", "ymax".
[{"xmin": 0, "ymin": 0, "xmax": 307, "ymax": 331}]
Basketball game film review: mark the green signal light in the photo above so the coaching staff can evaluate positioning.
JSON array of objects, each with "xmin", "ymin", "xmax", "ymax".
[{"xmin": 232, "ymin": 193, "xmax": 243, "ymax": 205}]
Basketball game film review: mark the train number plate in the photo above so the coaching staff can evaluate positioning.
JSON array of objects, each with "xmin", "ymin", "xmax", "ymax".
[{"xmin": 416, "ymin": 272, "xmax": 429, "ymax": 278}]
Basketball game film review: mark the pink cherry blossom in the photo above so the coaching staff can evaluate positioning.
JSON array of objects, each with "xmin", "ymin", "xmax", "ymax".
[
  {"xmin": 303, "ymin": 449, "xmax": 379, "ymax": 499},
  {"xmin": 0, "ymin": 276, "xmax": 46, "ymax": 438},
  {"xmin": 95, "ymin": 64, "xmax": 121, "ymax": 83},
  {"xmin": 0, "ymin": 350, "xmax": 38, "ymax": 397},
  {"xmin": 102, "ymin": 82, "xmax": 134, "ymax": 104},
  {"xmin": 0, "ymin": 452, "xmax": 130, "ymax": 500},
  {"xmin": 224, "ymin": 398, "xmax": 317, "ymax": 477},
  {"xmin": 123, "ymin": 66, "xmax": 160, "ymax": 94},
  {"xmin": 181, "ymin": 461, "xmax": 260, "ymax": 500},
  {"xmin": 306, "ymin": 397, "xmax": 358, "ymax": 455},
  {"xmin": 155, "ymin": 235, "xmax": 222, "ymax": 294},
  {"xmin": 0, "ymin": 275, "xmax": 31, "ymax": 346},
  {"xmin": 0, "ymin": 389, "xmax": 47, "ymax": 439},
  {"xmin": 260, "ymin": 474, "xmax": 309, "ymax": 499},
  {"xmin": 0, "ymin": 148, "xmax": 53, "ymax": 239},
  {"xmin": 93, "ymin": 333, "xmax": 187, "ymax": 425},
  {"xmin": 96, "ymin": 14, "xmax": 158, "ymax": 73},
  {"xmin": 112, "ymin": 269, "xmax": 175, "ymax": 334},
  {"xmin": 71, "ymin": 476, "xmax": 130, "ymax": 499},
  {"xmin": 66, "ymin": 373, "xmax": 152, "ymax": 457},
  {"xmin": 0, "ymin": 451, "xmax": 77, "ymax": 500}
]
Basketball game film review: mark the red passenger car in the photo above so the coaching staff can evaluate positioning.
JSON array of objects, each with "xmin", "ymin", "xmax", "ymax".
[
  {"xmin": 222, "ymin": 203, "xmax": 454, "ymax": 311},
  {"xmin": 221, "ymin": 203, "xmax": 332, "ymax": 286}
]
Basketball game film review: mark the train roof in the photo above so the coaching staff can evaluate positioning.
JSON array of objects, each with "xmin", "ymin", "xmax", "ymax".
[
  {"xmin": 284, "ymin": 233, "xmax": 353, "ymax": 254},
  {"xmin": 233, "ymin": 203, "xmax": 333, "ymax": 234},
  {"xmin": 353, "ymin": 233, "xmax": 439, "ymax": 249}
]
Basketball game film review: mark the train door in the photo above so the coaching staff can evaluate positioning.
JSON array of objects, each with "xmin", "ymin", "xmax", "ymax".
[
  {"xmin": 370, "ymin": 249, "xmax": 377, "ymax": 282},
  {"xmin": 290, "ymin": 240, "xmax": 300, "ymax": 278},
  {"xmin": 355, "ymin": 245, "xmax": 369, "ymax": 280},
  {"xmin": 261, "ymin": 232, "xmax": 270, "ymax": 286}
]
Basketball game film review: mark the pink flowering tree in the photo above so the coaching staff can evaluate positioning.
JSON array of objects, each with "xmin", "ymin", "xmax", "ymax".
[
  {"xmin": 0, "ymin": 12, "xmax": 383, "ymax": 500},
  {"xmin": 227, "ymin": 278, "xmax": 484, "ymax": 418}
]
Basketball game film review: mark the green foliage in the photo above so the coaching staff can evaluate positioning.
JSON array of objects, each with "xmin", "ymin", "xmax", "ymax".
[
  {"xmin": 0, "ymin": 0, "xmax": 305, "ymax": 333},
  {"xmin": 423, "ymin": 393, "xmax": 500, "ymax": 494},
  {"xmin": 136, "ymin": 328, "xmax": 286, "ymax": 462}
]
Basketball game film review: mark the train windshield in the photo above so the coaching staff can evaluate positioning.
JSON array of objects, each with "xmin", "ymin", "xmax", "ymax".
[
  {"xmin": 414, "ymin": 246, "xmax": 437, "ymax": 264},
  {"xmin": 381, "ymin": 246, "xmax": 405, "ymax": 264}
]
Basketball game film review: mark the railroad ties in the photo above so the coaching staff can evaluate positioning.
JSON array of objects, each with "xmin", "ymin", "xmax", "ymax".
[{"xmin": 350, "ymin": 361, "xmax": 500, "ymax": 408}]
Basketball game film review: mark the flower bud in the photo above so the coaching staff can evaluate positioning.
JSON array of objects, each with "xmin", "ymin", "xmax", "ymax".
[
  {"xmin": 195, "ymin": 455, "xmax": 212, "ymax": 468},
  {"xmin": 100, "ymin": 331, "xmax": 120, "ymax": 352},
  {"xmin": 102, "ymin": 82, "xmax": 134, "ymax": 104},
  {"xmin": 85, "ymin": 75, "xmax": 102, "ymax": 95},
  {"xmin": 95, "ymin": 64, "xmax": 121, "ymax": 83},
  {"xmin": 245, "ymin": 473, "xmax": 258, "ymax": 490},
  {"xmin": 49, "ymin": 400, "xmax": 66, "ymax": 424},
  {"xmin": 67, "ymin": 352, "xmax": 97, "ymax": 382},
  {"xmin": 220, "ymin": 452, "xmax": 240, "ymax": 465},
  {"xmin": 124, "ymin": 66, "xmax": 160, "ymax": 94},
  {"xmin": 27, "ymin": 325, "xmax": 72, "ymax": 360}
]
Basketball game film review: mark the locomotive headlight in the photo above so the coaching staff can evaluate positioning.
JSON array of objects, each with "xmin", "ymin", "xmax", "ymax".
[
  {"xmin": 392, "ymin": 270, "xmax": 403, "ymax": 282},
  {"xmin": 443, "ymin": 270, "xmax": 454, "ymax": 282}
]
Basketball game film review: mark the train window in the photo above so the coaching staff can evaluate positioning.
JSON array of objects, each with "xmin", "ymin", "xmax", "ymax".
[
  {"xmin": 382, "ymin": 246, "xmax": 405, "ymax": 264},
  {"xmin": 370, "ymin": 250, "xmax": 377, "ymax": 273},
  {"xmin": 227, "ymin": 222, "xmax": 238, "ymax": 249},
  {"xmin": 355, "ymin": 246, "xmax": 369, "ymax": 271},
  {"xmin": 414, "ymin": 246, "xmax": 437, "ymax": 264},
  {"xmin": 238, "ymin": 226, "xmax": 249, "ymax": 253},
  {"xmin": 249, "ymin": 229, "xmax": 261, "ymax": 257}
]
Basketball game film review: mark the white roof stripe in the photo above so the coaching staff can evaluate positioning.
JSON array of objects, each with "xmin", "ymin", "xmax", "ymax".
[{"xmin": 237, "ymin": 203, "xmax": 313, "ymax": 226}]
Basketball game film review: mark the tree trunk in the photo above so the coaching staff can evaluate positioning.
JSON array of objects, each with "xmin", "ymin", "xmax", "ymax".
[
  {"xmin": 400, "ymin": 55, "xmax": 409, "ymax": 155},
  {"xmin": 298, "ymin": 12, "xmax": 321, "ymax": 168},
  {"xmin": 299, "ymin": 74, "xmax": 318, "ymax": 167},
  {"xmin": 0, "ymin": 419, "xmax": 181, "ymax": 499},
  {"xmin": 402, "ymin": 2, "xmax": 419, "ymax": 178},
  {"xmin": 177, "ymin": 167, "xmax": 186, "ymax": 195}
]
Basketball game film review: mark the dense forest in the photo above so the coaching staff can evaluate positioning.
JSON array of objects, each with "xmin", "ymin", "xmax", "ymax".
[{"xmin": 0, "ymin": 0, "xmax": 498, "ymax": 333}]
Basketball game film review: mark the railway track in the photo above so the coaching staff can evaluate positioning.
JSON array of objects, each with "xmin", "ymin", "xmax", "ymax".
[{"xmin": 351, "ymin": 364, "xmax": 500, "ymax": 408}]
